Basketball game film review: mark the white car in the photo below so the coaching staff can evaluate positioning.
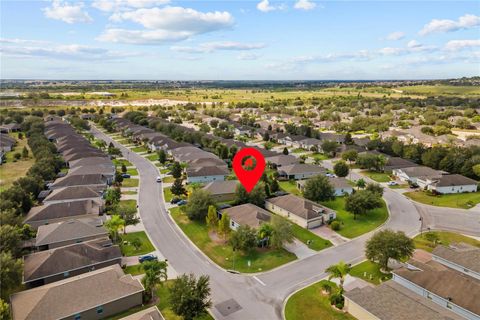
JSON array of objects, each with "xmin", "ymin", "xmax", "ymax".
[
  {"xmin": 387, "ymin": 181, "xmax": 398, "ymax": 186},
  {"xmin": 156, "ymin": 176, "xmax": 162, "ymax": 183}
]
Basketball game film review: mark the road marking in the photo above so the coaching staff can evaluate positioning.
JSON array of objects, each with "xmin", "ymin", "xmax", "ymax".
[{"xmin": 253, "ymin": 276, "xmax": 266, "ymax": 286}]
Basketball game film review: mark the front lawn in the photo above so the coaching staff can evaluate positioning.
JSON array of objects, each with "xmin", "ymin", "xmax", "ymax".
[
  {"xmin": 279, "ymin": 180, "xmax": 301, "ymax": 196},
  {"xmin": 120, "ymin": 199, "xmax": 137, "ymax": 211},
  {"xmin": 122, "ymin": 178, "xmax": 139, "ymax": 188},
  {"xmin": 349, "ymin": 260, "xmax": 392, "ymax": 285},
  {"xmin": 413, "ymin": 231, "xmax": 480, "ymax": 252},
  {"xmin": 126, "ymin": 168, "xmax": 138, "ymax": 176},
  {"xmin": 122, "ymin": 190, "xmax": 137, "ymax": 195},
  {"xmin": 404, "ymin": 191, "xmax": 480, "ymax": 209},
  {"xmin": 284, "ymin": 280, "xmax": 355, "ymax": 320},
  {"xmin": 290, "ymin": 222, "xmax": 332, "ymax": 251},
  {"xmin": 116, "ymin": 138, "xmax": 131, "ymax": 144},
  {"xmin": 292, "ymin": 148, "xmax": 307, "ymax": 154},
  {"xmin": 146, "ymin": 154, "xmax": 158, "ymax": 161},
  {"xmin": 321, "ymin": 197, "xmax": 388, "ymax": 238},
  {"xmin": 124, "ymin": 264, "xmax": 144, "ymax": 276},
  {"xmin": 170, "ymin": 207, "xmax": 296, "ymax": 273},
  {"xmin": 113, "ymin": 158, "xmax": 132, "ymax": 167},
  {"xmin": 132, "ymin": 146, "xmax": 148, "ymax": 153},
  {"xmin": 163, "ymin": 187, "xmax": 173, "ymax": 202},
  {"xmin": 163, "ymin": 176, "xmax": 175, "ymax": 183},
  {"xmin": 362, "ymin": 170, "xmax": 391, "ymax": 182},
  {"xmin": 120, "ymin": 231, "xmax": 155, "ymax": 256},
  {"xmin": 309, "ymin": 152, "xmax": 329, "ymax": 161}
]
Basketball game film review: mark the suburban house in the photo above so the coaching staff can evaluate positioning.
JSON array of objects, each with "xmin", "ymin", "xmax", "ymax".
[
  {"xmin": 23, "ymin": 238, "xmax": 122, "ymax": 287},
  {"xmin": 220, "ymin": 203, "xmax": 271, "ymax": 230},
  {"xmin": 277, "ymin": 134, "xmax": 306, "ymax": 147},
  {"xmin": 24, "ymin": 199, "xmax": 104, "ymax": 229},
  {"xmin": 297, "ymin": 177, "xmax": 353, "ymax": 196},
  {"xmin": 298, "ymin": 138, "xmax": 322, "ymax": 151},
  {"xmin": 383, "ymin": 157, "xmax": 418, "ymax": 172},
  {"xmin": 186, "ymin": 166, "xmax": 229, "ymax": 184},
  {"xmin": 35, "ymin": 218, "xmax": 108, "ymax": 250},
  {"xmin": 432, "ymin": 243, "xmax": 480, "ymax": 281},
  {"xmin": 119, "ymin": 306, "xmax": 164, "ymax": 320},
  {"xmin": 42, "ymin": 186, "xmax": 103, "ymax": 205},
  {"xmin": 202, "ymin": 180, "xmax": 238, "ymax": 202},
  {"xmin": 418, "ymin": 174, "xmax": 478, "ymax": 194},
  {"xmin": 0, "ymin": 133, "xmax": 16, "ymax": 152},
  {"xmin": 392, "ymin": 166, "xmax": 444, "ymax": 185},
  {"xmin": 277, "ymin": 164, "xmax": 326, "ymax": 180},
  {"xmin": 0, "ymin": 122, "xmax": 21, "ymax": 133},
  {"xmin": 265, "ymin": 154, "xmax": 299, "ymax": 168},
  {"xmin": 11, "ymin": 265, "xmax": 144, "ymax": 320},
  {"xmin": 265, "ymin": 194, "xmax": 336, "ymax": 229},
  {"xmin": 49, "ymin": 173, "xmax": 110, "ymax": 190}
]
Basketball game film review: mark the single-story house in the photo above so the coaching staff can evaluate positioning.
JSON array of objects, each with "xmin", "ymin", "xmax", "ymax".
[
  {"xmin": 0, "ymin": 123, "xmax": 21, "ymax": 133},
  {"xmin": 298, "ymin": 138, "xmax": 322, "ymax": 151},
  {"xmin": 49, "ymin": 173, "xmax": 110, "ymax": 190},
  {"xmin": 0, "ymin": 133, "xmax": 16, "ymax": 152},
  {"xmin": 297, "ymin": 177, "xmax": 353, "ymax": 196},
  {"xmin": 119, "ymin": 306, "xmax": 164, "ymax": 320},
  {"xmin": 278, "ymin": 164, "xmax": 327, "ymax": 180},
  {"xmin": 23, "ymin": 238, "xmax": 122, "ymax": 287},
  {"xmin": 419, "ymin": 174, "xmax": 478, "ymax": 194},
  {"xmin": 186, "ymin": 166, "xmax": 229, "ymax": 184},
  {"xmin": 383, "ymin": 157, "xmax": 418, "ymax": 172},
  {"xmin": 202, "ymin": 180, "xmax": 238, "ymax": 202},
  {"xmin": 11, "ymin": 264, "xmax": 143, "ymax": 320},
  {"xmin": 43, "ymin": 186, "xmax": 103, "ymax": 205},
  {"xmin": 265, "ymin": 194, "xmax": 335, "ymax": 229},
  {"xmin": 220, "ymin": 203, "xmax": 271, "ymax": 230},
  {"xmin": 392, "ymin": 166, "xmax": 444, "ymax": 185},
  {"xmin": 432, "ymin": 243, "xmax": 480, "ymax": 281},
  {"xmin": 265, "ymin": 154, "xmax": 299, "ymax": 168}
]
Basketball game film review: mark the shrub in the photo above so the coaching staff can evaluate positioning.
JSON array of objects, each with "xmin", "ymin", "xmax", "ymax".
[
  {"xmin": 329, "ymin": 292, "xmax": 344, "ymax": 309},
  {"xmin": 331, "ymin": 221, "xmax": 341, "ymax": 231}
]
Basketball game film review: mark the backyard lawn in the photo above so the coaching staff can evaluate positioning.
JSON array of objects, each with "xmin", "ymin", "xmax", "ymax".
[
  {"xmin": 131, "ymin": 146, "xmax": 148, "ymax": 153},
  {"xmin": 361, "ymin": 170, "xmax": 391, "ymax": 182},
  {"xmin": 120, "ymin": 231, "xmax": 155, "ymax": 256},
  {"xmin": 279, "ymin": 180, "xmax": 301, "ymax": 196},
  {"xmin": 349, "ymin": 260, "xmax": 392, "ymax": 285},
  {"xmin": 284, "ymin": 280, "xmax": 355, "ymax": 320},
  {"xmin": 122, "ymin": 178, "xmax": 139, "ymax": 188},
  {"xmin": 321, "ymin": 197, "xmax": 388, "ymax": 238},
  {"xmin": 290, "ymin": 222, "xmax": 332, "ymax": 251},
  {"xmin": 413, "ymin": 231, "xmax": 480, "ymax": 252},
  {"xmin": 404, "ymin": 191, "xmax": 480, "ymax": 209},
  {"xmin": 170, "ymin": 207, "xmax": 296, "ymax": 273}
]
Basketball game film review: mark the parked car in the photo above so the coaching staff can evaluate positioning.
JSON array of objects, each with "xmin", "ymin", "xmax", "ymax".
[
  {"xmin": 177, "ymin": 200, "xmax": 188, "ymax": 206},
  {"xmin": 121, "ymin": 173, "xmax": 131, "ymax": 178},
  {"xmin": 387, "ymin": 181, "xmax": 398, "ymax": 186},
  {"xmin": 156, "ymin": 176, "xmax": 162, "ymax": 183},
  {"xmin": 325, "ymin": 173, "xmax": 337, "ymax": 178},
  {"xmin": 170, "ymin": 197, "xmax": 181, "ymax": 204},
  {"xmin": 138, "ymin": 254, "xmax": 158, "ymax": 263}
]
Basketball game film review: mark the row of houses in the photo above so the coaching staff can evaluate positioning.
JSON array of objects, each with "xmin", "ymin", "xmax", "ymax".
[
  {"xmin": 11, "ymin": 119, "xmax": 160, "ymax": 320},
  {"xmin": 345, "ymin": 243, "xmax": 480, "ymax": 320}
]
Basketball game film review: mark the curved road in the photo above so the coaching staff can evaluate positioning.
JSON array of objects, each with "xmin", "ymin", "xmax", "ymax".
[{"xmin": 92, "ymin": 126, "xmax": 477, "ymax": 320}]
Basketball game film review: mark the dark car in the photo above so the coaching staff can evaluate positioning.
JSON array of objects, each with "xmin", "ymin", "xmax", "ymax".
[
  {"xmin": 138, "ymin": 254, "xmax": 158, "ymax": 263},
  {"xmin": 177, "ymin": 200, "xmax": 188, "ymax": 206},
  {"xmin": 170, "ymin": 197, "xmax": 181, "ymax": 204},
  {"xmin": 121, "ymin": 173, "xmax": 131, "ymax": 178}
]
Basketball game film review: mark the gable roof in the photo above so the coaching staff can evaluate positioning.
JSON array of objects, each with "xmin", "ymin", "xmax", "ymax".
[
  {"xmin": 43, "ymin": 186, "xmax": 102, "ymax": 202},
  {"xmin": 429, "ymin": 174, "xmax": 478, "ymax": 187},
  {"xmin": 266, "ymin": 194, "xmax": 333, "ymax": 220},
  {"xmin": 11, "ymin": 265, "xmax": 143, "ymax": 320},
  {"xmin": 186, "ymin": 166, "xmax": 229, "ymax": 177},
  {"xmin": 50, "ymin": 174, "xmax": 108, "ymax": 189},
  {"xmin": 35, "ymin": 218, "xmax": 107, "ymax": 247},
  {"xmin": 396, "ymin": 166, "xmax": 442, "ymax": 178},
  {"xmin": 120, "ymin": 306, "xmax": 164, "ymax": 320},
  {"xmin": 221, "ymin": 203, "xmax": 271, "ymax": 229},
  {"xmin": 23, "ymin": 238, "xmax": 122, "ymax": 283},
  {"xmin": 278, "ymin": 164, "xmax": 326, "ymax": 175},
  {"xmin": 202, "ymin": 180, "xmax": 238, "ymax": 195},
  {"xmin": 24, "ymin": 199, "xmax": 102, "ymax": 224},
  {"xmin": 265, "ymin": 154, "xmax": 299, "ymax": 167},
  {"xmin": 432, "ymin": 243, "xmax": 480, "ymax": 274}
]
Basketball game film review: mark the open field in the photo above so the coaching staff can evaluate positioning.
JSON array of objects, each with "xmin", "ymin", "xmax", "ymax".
[
  {"xmin": 396, "ymin": 85, "xmax": 480, "ymax": 96},
  {"xmin": 404, "ymin": 191, "xmax": 480, "ymax": 209},
  {"xmin": 413, "ymin": 231, "xmax": 480, "ymax": 252},
  {"xmin": 0, "ymin": 133, "xmax": 34, "ymax": 191}
]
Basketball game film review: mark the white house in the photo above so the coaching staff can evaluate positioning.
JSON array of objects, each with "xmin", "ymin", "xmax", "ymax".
[
  {"xmin": 392, "ymin": 166, "xmax": 443, "ymax": 185},
  {"xmin": 278, "ymin": 164, "xmax": 326, "ymax": 180},
  {"xmin": 220, "ymin": 203, "xmax": 271, "ymax": 230},
  {"xmin": 419, "ymin": 174, "xmax": 478, "ymax": 194},
  {"xmin": 186, "ymin": 166, "xmax": 229, "ymax": 184}
]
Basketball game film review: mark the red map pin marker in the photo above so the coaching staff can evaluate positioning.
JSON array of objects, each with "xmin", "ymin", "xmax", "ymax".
[{"xmin": 232, "ymin": 147, "xmax": 266, "ymax": 193}]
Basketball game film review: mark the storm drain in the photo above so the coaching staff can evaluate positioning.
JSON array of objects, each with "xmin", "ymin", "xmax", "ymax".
[{"xmin": 215, "ymin": 298, "xmax": 242, "ymax": 317}]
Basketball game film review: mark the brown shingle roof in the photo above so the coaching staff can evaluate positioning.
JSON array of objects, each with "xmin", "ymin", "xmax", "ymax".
[
  {"xmin": 221, "ymin": 203, "xmax": 271, "ymax": 229},
  {"xmin": 43, "ymin": 186, "xmax": 102, "ymax": 202},
  {"xmin": 430, "ymin": 174, "xmax": 478, "ymax": 187},
  {"xmin": 120, "ymin": 306, "xmax": 164, "ymax": 320},
  {"xmin": 278, "ymin": 164, "xmax": 326, "ymax": 175},
  {"xmin": 35, "ymin": 218, "xmax": 107, "ymax": 247},
  {"xmin": 202, "ymin": 180, "xmax": 238, "ymax": 195},
  {"xmin": 432, "ymin": 243, "xmax": 480, "ymax": 274},
  {"xmin": 24, "ymin": 200, "xmax": 102, "ymax": 224},
  {"xmin": 186, "ymin": 166, "xmax": 229, "ymax": 177},
  {"xmin": 266, "ymin": 194, "xmax": 333, "ymax": 220}
]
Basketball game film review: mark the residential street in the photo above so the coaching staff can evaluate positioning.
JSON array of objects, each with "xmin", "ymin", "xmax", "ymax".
[{"xmin": 92, "ymin": 126, "xmax": 478, "ymax": 320}]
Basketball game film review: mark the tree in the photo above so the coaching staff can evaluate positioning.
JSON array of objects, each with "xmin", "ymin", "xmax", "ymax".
[
  {"xmin": 234, "ymin": 184, "xmax": 266, "ymax": 207},
  {"xmin": 131, "ymin": 237, "xmax": 142, "ymax": 251},
  {"xmin": 104, "ymin": 187, "xmax": 121, "ymax": 206},
  {"xmin": 333, "ymin": 161, "xmax": 349, "ymax": 177},
  {"xmin": 270, "ymin": 216, "xmax": 294, "ymax": 249},
  {"xmin": 142, "ymin": 260, "xmax": 168, "ymax": 301},
  {"xmin": 0, "ymin": 225, "xmax": 21, "ymax": 256},
  {"xmin": 366, "ymin": 183, "xmax": 384, "ymax": 196},
  {"xmin": 325, "ymin": 261, "xmax": 351, "ymax": 291},
  {"xmin": 170, "ymin": 178, "xmax": 187, "ymax": 197},
  {"xmin": 13, "ymin": 153, "xmax": 21, "ymax": 160},
  {"xmin": 121, "ymin": 164, "xmax": 127, "ymax": 173},
  {"xmin": 217, "ymin": 213, "xmax": 231, "ymax": 240},
  {"xmin": 22, "ymin": 146, "xmax": 29, "ymax": 158},
  {"xmin": 473, "ymin": 164, "xmax": 480, "ymax": 178},
  {"xmin": 356, "ymin": 178, "xmax": 366, "ymax": 189},
  {"xmin": 365, "ymin": 229, "xmax": 414, "ymax": 270},
  {"xmin": 104, "ymin": 215, "xmax": 125, "ymax": 242},
  {"xmin": 0, "ymin": 299, "xmax": 10, "ymax": 320},
  {"xmin": 321, "ymin": 140, "xmax": 338, "ymax": 157},
  {"xmin": 270, "ymin": 179, "xmax": 279, "ymax": 193},
  {"xmin": 341, "ymin": 150, "xmax": 358, "ymax": 163},
  {"xmin": 303, "ymin": 175, "xmax": 335, "ymax": 202},
  {"xmin": 158, "ymin": 149, "xmax": 167, "ymax": 164},
  {"xmin": 344, "ymin": 133, "xmax": 353, "ymax": 145},
  {"xmin": 115, "ymin": 171, "xmax": 124, "ymax": 185},
  {"xmin": 205, "ymin": 205, "xmax": 218, "ymax": 231},
  {"xmin": 356, "ymin": 154, "xmax": 386, "ymax": 172},
  {"xmin": 169, "ymin": 273, "xmax": 212, "ymax": 320},
  {"xmin": 0, "ymin": 251, "xmax": 23, "ymax": 300},
  {"xmin": 229, "ymin": 225, "xmax": 257, "ymax": 253},
  {"xmin": 345, "ymin": 190, "xmax": 382, "ymax": 220},
  {"xmin": 117, "ymin": 203, "xmax": 140, "ymax": 233},
  {"xmin": 258, "ymin": 223, "xmax": 273, "ymax": 247},
  {"xmin": 171, "ymin": 161, "xmax": 182, "ymax": 179},
  {"xmin": 184, "ymin": 189, "xmax": 215, "ymax": 221},
  {"xmin": 283, "ymin": 147, "xmax": 289, "ymax": 155}
]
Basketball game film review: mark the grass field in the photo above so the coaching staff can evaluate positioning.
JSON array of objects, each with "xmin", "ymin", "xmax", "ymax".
[
  {"xmin": 0, "ymin": 133, "xmax": 34, "ymax": 191},
  {"xmin": 404, "ymin": 191, "xmax": 480, "ymax": 209},
  {"xmin": 163, "ymin": 187, "xmax": 173, "ymax": 202},
  {"xmin": 113, "ymin": 158, "xmax": 132, "ymax": 167},
  {"xmin": 362, "ymin": 170, "xmax": 391, "ymax": 182},
  {"xmin": 349, "ymin": 260, "xmax": 392, "ymax": 285},
  {"xmin": 284, "ymin": 280, "xmax": 355, "ymax": 320},
  {"xmin": 122, "ymin": 178, "xmax": 139, "ymax": 188},
  {"xmin": 132, "ymin": 146, "xmax": 148, "ymax": 153},
  {"xmin": 120, "ymin": 231, "xmax": 155, "ymax": 256},
  {"xmin": 122, "ymin": 190, "xmax": 137, "ymax": 195},
  {"xmin": 279, "ymin": 180, "xmax": 301, "ymax": 196},
  {"xmin": 126, "ymin": 168, "xmax": 138, "ymax": 176},
  {"xmin": 321, "ymin": 197, "xmax": 388, "ymax": 238},
  {"xmin": 292, "ymin": 148, "xmax": 307, "ymax": 154},
  {"xmin": 170, "ymin": 207, "xmax": 296, "ymax": 273},
  {"xmin": 289, "ymin": 222, "xmax": 332, "ymax": 251},
  {"xmin": 124, "ymin": 264, "xmax": 144, "ymax": 276},
  {"xmin": 120, "ymin": 199, "xmax": 137, "ymax": 212},
  {"xmin": 146, "ymin": 154, "xmax": 158, "ymax": 161},
  {"xmin": 413, "ymin": 231, "xmax": 480, "ymax": 252},
  {"xmin": 309, "ymin": 152, "xmax": 329, "ymax": 161},
  {"xmin": 397, "ymin": 85, "xmax": 480, "ymax": 96}
]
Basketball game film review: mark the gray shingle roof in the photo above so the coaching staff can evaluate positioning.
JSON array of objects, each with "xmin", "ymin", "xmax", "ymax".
[
  {"xmin": 35, "ymin": 218, "xmax": 107, "ymax": 247},
  {"xmin": 202, "ymin": 180, "xmax": 238, "ymax": 195},
  {"xmin": 266, "ymin": 194, "xmax": 333, "ymax": 220},
  {"xmin": 24, "ymin": 200, "xmax": 102, "ymax": 224},
  {"xmin": 221, "ymin": 203, "xmax": 271, "ymax": 229},
  {"xmin": 432, "ymin": 243, "xmax": 480, "ymax": 274}
]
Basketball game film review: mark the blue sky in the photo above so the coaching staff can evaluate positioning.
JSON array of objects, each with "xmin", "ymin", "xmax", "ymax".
[{"xmin": 1, "ymin": 0, "xmax": 479, "ymax": 80}]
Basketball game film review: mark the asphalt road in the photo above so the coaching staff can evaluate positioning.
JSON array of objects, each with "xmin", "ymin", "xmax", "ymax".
[{"xmin": 91, "ymin": 126, "xmax": 477, "ymax": 320}]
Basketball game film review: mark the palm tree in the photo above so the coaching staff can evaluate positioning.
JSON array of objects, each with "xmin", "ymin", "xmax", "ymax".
[
  {"xmin": 104, "ymin": 215, "xmax": 125, "ymax": 243},
  {"xmin": 142, "ymin": 260, "xmax": 168, "ymax": 301},
  {"xmin": 325, "ymin": 261, "xmax": 351, "ymax": 291},
  {"xmin": 258, "ymin": 223, "xmax": 273, "ymax": 248}
]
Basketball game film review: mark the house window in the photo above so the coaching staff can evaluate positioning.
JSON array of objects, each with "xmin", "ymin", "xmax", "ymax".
[
  {"xmin": 74, "ymin": 314, "xmax": 81, "ymax": 320},
  {"xmin": 96, "ymin": 306, "xmax": 104, "ymax": 314},
  {"xmin": 63, "ymin": 271, "xmax": 69, "ymax": 277}
]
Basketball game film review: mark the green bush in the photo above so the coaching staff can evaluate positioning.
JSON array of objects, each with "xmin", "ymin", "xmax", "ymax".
[
  {"xmin": 329, "ymin": 292, "xmax": 344, "ymax": 309},
  {"xmin": 331, "ymin": 221, "xmax": 341, "ymax": 231}
]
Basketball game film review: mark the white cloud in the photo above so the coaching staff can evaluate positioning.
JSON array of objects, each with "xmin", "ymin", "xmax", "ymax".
[
  {"xmin": 256, "ymin": 0, "xmax": 285, "ymax": 12},
  {"xmin": 384, "ymin": 31, "xmax": 405, "ymax": 41},
  {"xmin": 237, "ymin": 52, "xmax": 261, "ymax": 60},
  {"xmin": 294, "ymin": 0, "xmax": 316, "ymax": 11},
  {"xmin": 380, "ymin": 40, "xmax": 436, "ymax": 55},
  {"xmin": 92, "ymin": 0, "xmax": 170, "ymax": 12},
  {"xmin": 171, "ymin": 41, "xmax": 265, "ymax": 53},
  {"xmin": 419, "ymin": 14, "xmax": 480, "ymax": 36},
  {"xmin": 445, "ymin": 39, "xmax": 480, "ymax": 51},
  {"xmin": 98, "ymin": 6, "xmax": 234, "ymax": 44},
  {"xmin": 268, "ymin": 50, "xmax": 372, "ymax": 70},
  {"xmin": 379, "ymin": 47, "xmax": 405, "ymax": 55},
  {"xmin": 43, "ymin": 0, "xmax": 92, "ymax": 24}
]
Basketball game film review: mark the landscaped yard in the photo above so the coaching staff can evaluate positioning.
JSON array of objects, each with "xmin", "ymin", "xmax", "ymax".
[
  {"xmin": 309, "ymin": 152, "xmax": 329, "ymax": 161},
  {"xmin": 131, "ymin": 146, "xmax": 148, "ymax": 153},
  {"xmin": 113, "ymin": 158, "xmax": 132, "ymax": 167},
  {"xmin": 146, "ymin": 154, "xmax": 158, "ymax": 161},
  {"xmin": 284, "ymin": 280, "xmax": 355, "ymax": 320},
  {"xmin": 126, "ymin": 168, "xmax": 138, "ymax": 176},
  {"xmin": 361, "ymin": 170, "xmax": 391, "ymax": 182},
  {"xmin": 122, "ymin": 178, "xmax": 139, "ymax": 188},
  {"xmin": 120, "ymin": 199, "xmax": 137, "ymax": 211},
  {"xmin": 413, "ymin": 231, "xmax": 480, "ymax": 252},
  {"xmin": 349, "ymin": 260, "xmax": 392, "ymax": 285},
  {"xmin": 321, "ymin": 197, "xmax": 388, "ymax": 238},
  {"xmin": 122, "ymin": 190, "xmax": 137, "ymax": 195},
  {"xmin": 404, "ymin": 191, "xmax": 480, "ymax": 209},
  {"xmin": 292, "ymin": 148, "xmax": 307, "ymax": 154},
  {"xmin": 120, "ymin": 231, "xmax": 155, "ymax": 256},
  {"xmin": 116, "ymin": 138, "xmax": 131, "ymax": 144},
  {"xmin": 170, "ymin": 207, "xmax": 296, "ymax": 273},
  {"xmin": 124, "ymin": 264, "xmax": 144, "ymax": 276},
  {"xmin": 290, "ymin": 222, "xmax": 332, "ymax": 251},
  {"xmin": 279, "ymin": 180, "xmax": 301, "ymax": 196}
]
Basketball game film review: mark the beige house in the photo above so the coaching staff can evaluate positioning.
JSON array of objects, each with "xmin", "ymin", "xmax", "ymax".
[
  {"xmin": 202, "ymin": 180, "xmax": 238, "ymax": 202},
  {"xmin": 221, "ymin": 203, "xmax": 271, "ymax": 230},
  {"xmin": 11, "ymin": 265, "xmax": 144, "ymax": 320}
]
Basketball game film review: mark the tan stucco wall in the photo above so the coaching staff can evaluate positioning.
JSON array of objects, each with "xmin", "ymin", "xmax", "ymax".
[{"xmin": 344, "ymin": 298, "xmax": 379, "ymax": 320}]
